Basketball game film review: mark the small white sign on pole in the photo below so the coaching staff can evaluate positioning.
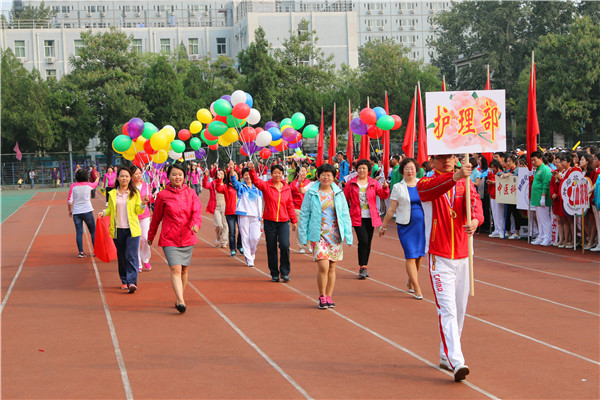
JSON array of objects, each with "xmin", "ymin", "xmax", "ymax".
[{"xmin": 184, "ymin": 151, "xmax": 196, "ymax": 161}]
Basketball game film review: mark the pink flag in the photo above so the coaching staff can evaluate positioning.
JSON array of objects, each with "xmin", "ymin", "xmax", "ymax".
[{"xmin": 13, "ymin": 142, "xmax": 22, "ymax": 161}]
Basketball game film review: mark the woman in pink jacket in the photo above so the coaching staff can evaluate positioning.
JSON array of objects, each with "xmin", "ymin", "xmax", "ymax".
[
  {"xmin": 344, "ymin": 159, "xmax": 389, "ymax": 279},
  {"xmin": 148, "ymin": 163, "xmax": 202, "ymax": 314}
]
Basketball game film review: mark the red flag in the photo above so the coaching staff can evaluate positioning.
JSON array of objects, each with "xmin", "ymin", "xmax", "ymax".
[
  {"xmin": 442, "ymin": 75, "xmax": 446, "ymax": 92},
  {"xmin": 527, "ymin": 54, "xmax": 539, "ymax": 170},
  {"xmin": 383, "ymin": 92, "xmax": 390, "ymax": 177},
  {"xmin": 328, "ymin": 104, "xmax": 337, "ymax": 164},
  {"xmin": 316, "ymin": 108, "xmax": 324, "ymax": 167},
  {"xmin": 347, "ymin": 100, "xmax": 353, "ymax": 166},
  {"xmin": 359, "ymin": 131, "xmax": 370, "ymax": 160},
  {"xmin": 402, "ymin": 87, "xmax": 417, "ymax": 158},
  {"xmin": 416, "ymin": 84, "xmax": 428, "ymax": 165},
  {"xmin": 13, "ymin": 142, "xmax": 22, "ymax": 161}
]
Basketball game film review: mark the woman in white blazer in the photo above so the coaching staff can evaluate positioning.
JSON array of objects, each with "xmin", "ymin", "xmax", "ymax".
[{"xmin": 379, "ymin": 158, "xmax": 426, "ymax": 299}]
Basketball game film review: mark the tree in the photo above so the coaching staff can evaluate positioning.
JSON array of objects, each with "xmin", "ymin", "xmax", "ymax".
[
  {"xmin": 514, "ymin": 16, "xmax": 600, "ymax": 146},
  {"xmin": 69, "ymin": 27, "xmax": 148, "ymax": 159},
  {"xmin": 9, "ymin": 1, "xmax": 54, "ymax": 28}
]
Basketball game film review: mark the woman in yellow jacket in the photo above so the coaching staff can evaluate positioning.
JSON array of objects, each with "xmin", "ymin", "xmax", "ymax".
[{"xmin": 99, "ymin": 166, "xmax": 149, "ymax": 293}]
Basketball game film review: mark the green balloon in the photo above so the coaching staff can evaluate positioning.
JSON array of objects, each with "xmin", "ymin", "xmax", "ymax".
[
  {"xmin": 142, "ymin": 122, "xmax": 158, "ymax": 139},
  {"xmin": 280, "ymin": 118, "xmax": 292, "ymax": 128},
  {"xmin": 291, "ymin": 112, "xmax": 306, "ymax": 130},
  {"xmin": 213, "ymin": 99, "xmax": 232, "ymax": 116},
  {"xmin": 208, "ymin": 121, "xmax": 229, "ymax": 137},
  {"xmin": 113, "ymin": 135, "xmax": 132, "ymax": 152},
  {"xmin": 376, "ymin": 115, "xmax": 395, "ymax": 131},
  {"xmin": 227, "ymin": 115, "xmax": 246, "ymax": 128},
  {"xmin": 302, "ymin": 124, "xmax": 318, "ymax": 139},
  {"xmin": 201, "ymin": 130, "xmax": 218, "ymax": 146},
  {"xmin": 190, "ymin": 137, "xmax": 202, "ymax": 150},
  {"xmin": 171, "ymin": 139, "xmax": 186, "ymax": 153}
]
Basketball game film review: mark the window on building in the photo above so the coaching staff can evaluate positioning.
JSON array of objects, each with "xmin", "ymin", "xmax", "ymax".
[
  {"xmin": 216, "ymin": 37, "xmax": 226, "ymax": 55},
  {"xmin": 133, "ymin": 39, "xmax": 143, "ymax": 53},
  {"xmin": 46, "ymin": 69, "xmax": 56, "ymax": 80},
  {"xmin": 14, "ymin": 40, "xmax": 25, "ymax": 58},
  {"xmin": 44, "ymin": 40, "xmax": 55, "ymax": 57},
  {"xmin": 74, "ymin": 39, "xmax": 83, "ymax": 56},
  {"xmin": 160, "ymin": 38, "xmax": 170, "ymax": 52},
  {"xmin": 188, "ymin": 38, "xmax": 198, "ymax": 55}
]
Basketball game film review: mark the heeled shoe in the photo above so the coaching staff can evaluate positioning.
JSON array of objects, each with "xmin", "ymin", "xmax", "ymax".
[{"xmin": 175, "ymin": 303, "xmax": 187, "ymax": 314}]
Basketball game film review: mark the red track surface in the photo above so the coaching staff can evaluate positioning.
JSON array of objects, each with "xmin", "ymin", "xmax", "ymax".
[{"xmin": 2, "ymin": 191, "xmax": 598, "ymax": 399}]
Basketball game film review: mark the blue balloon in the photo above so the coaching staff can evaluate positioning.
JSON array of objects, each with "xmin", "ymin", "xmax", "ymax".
[
  {"xmin": 373, "ymin": 106, "xmax": 387, "ymax": 120},
  {"xmin": 245, "ymin": 93, "xmax": 253, "ymax": 108},
  {"xmin": 268, "ymin": 127, "xmax": 282, "ymax": 141}
]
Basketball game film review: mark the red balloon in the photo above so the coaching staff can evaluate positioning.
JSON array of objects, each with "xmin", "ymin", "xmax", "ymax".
[
  {"xmin": 143, "ymin": 139, "xmax": 157, "ymax": 155},
  {"xmin": 259, "ymin": 148, "xmax": 272, "ymax": 159},
  {"xmin": 232, "ymin": 103, "xmax": 251, "ymax": 119},
  {"xmin": 360, "ymin": 108, "xmax": 378, "ymax": 125},
  {"xmin": 240, "ymin": 147, "xmax": 249, "ymax": 157},
  {"xmin": 255, "ymin": 127, "xmax": 264, "ymax": 134},
  {"xmin": 178, "ymin": 129, "xmax": 191, "ymax": 141},
  {"xmin": 367, "ymin": 125, "xmax": 384, "ymax": 139},
  {"xmin": 133, "ymin": 152, "xmax": 151, "ymax": 168},
  {"xmin": 214, "ymin": 115, "xmax": 228, "ymax": 124},
  {"xmin": 288, "ymin": 131, "xmax": 302, "ymax": 144},
  {"xmin": 274, "ymin": 141, "xmax": 288, "ymax": 152},
  {"xmin": 391, "ymin": 115, "xmax": 403, "ymax": 130},
  {"xmin": 239, "ymin": 127, "xmax": 257, "ymax": 143},
  {"xmin": 209, "ymin": 143, "xmax": 219, "ymax": 151},
  {"xmin": 122, "ymin": 123, "xmax": 128, "ymax": 135},
  {"xmin": 204, "ymin": 130, "xmax": 218, "ymax": 141}
]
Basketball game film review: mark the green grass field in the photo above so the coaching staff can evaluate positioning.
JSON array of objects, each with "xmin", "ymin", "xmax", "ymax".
[{"xmin": 0, "ymin": 188, "xmax": 68, "ymax": 223}]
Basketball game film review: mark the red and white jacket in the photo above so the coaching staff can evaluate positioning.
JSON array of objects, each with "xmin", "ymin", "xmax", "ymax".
[{"xmin": 417, "ymin": 170, "xmax": 484, "ymax": 260}]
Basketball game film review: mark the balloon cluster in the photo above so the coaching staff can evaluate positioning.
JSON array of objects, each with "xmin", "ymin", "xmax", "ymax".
[
  {"xmin": 112, "ymin": 118, "xmax": 190, "ymax": 167},
  {"xmin": 351, "ymin": 106, "xmax": 403, "ymax": 139},
  {"xmin": 246, "ymin": 112, "xmax": 315, "ymax": 160}
]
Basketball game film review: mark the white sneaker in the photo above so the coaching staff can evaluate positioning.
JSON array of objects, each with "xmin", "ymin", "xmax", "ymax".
[
  {"xmin": 508, "ymin": 234, "xmax": 520, "ymax": 240},
  {"xmin": 488, "ymin": 233, "xmax": 500, "ymax": 238},
  {"xmin": 453, "ymin": 364, "xmax": 470, "ymax": 382},
  {"xmin": 541, "ymin": 240, "xmax": 552, "ymax": 247},
  {"xmin": 590, "ymin": 245, "xmax": 600, "ymax": 252},
  {"xmin": 531, "ymin": 239, "xmax": 542, "ymax": 245},
  {"xmin": 298, "ymin": 248, "xmax": 306, "ymax": 254},
  {"xmin": 439, "ymin": 358, "xmax": 452, "ymax": 371}
]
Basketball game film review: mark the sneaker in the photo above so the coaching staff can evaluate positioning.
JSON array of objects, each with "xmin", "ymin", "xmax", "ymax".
[
  {"xmin": 139, "ymin": 267, "xmax": 143, "ymax": 273},
  {"xmin": 239, "ymin": 248, "xmax": 244, "ymax": 255},
  {"xmin": 326, "ymin": 295, "xmax": 335, "ymax": 308},
  {"xmin": 318, "ymin": 295, "xmax": 328, "ymax": 309},
  {"xmin": 230, "ymin": 250, "xmax": 236, "ymax": 257},
  {"xmin": 408, "ymin": 288, "xmax": 415, "ymax": 294},
  {"xmin": 453, "ymin": 365, "xmax": 470, "ymax": 382},
  {"xmin": 439, "ymin": 358, "xmax": 453, "ymax": 371},
  {"xmin": 298, "ymin": 248, "xmax": 306, "ymax": 254},
  {"xmin": 248, "ymin": 264, "xmax": 254, "ymax": 268},
  {"xmin": 214, "ymin": 240, "xmax": 220, "ymax": 247},
  {"xmin": 120, "ymin": 284, "xmax": 128, "ymax": 290},
  {"xmin": 488, "ymin": 233, "xmax": 500, "ymax": 238},
  {"xmin": 414, "ymin": 294, "xmax": 424, "ymax": 300},
  {"xmin": 78, "ymin": 252, "xmax": 86, "ymax": 258},
  {"xmin": 128, "ymin": 284, "xmax": 137, "ymax": 294},
  {"xmin": 508, "ymin": 234, "xmax": 520, "ymax": 240},
  {"xmin": 541, "ymin": 240, "xmax": 552, "ymax": 247},
  {"xmin": 271, "ymin": 276, "xmax": 280, "ymax": 282},
  {"xmin": 143, "ymin": 263, "xmax": 152, "ymax": 271},
  {"xmin": 281, "ymin": 275, "xmax": 290, "ymax": 283},
  {"xmin": 358, "ymin": 267, "xmax": 369, "ymax": 279},
  {"xmin": 531, "ymin": 238, "xmax": 542, "ymax": 245}
]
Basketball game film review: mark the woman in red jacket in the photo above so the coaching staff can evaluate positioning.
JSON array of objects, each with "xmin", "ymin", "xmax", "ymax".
[
  {"xmin": 344, "ymin": 159, "xmax": 389, "ymax": 279},
  {"xmin": 148, "ymin": 163, "xmax": 202, "ymax": 314},
  {"xmin": 215, "ymin": 169, "xmax": 243, "ymax": 257},
  {"xmin": 248, "ymin": 161, "xmax": 298, "ymax": 282}
]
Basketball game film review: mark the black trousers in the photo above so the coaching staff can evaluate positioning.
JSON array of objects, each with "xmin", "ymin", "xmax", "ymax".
[
  {"xmin": 226, "ymin": 215, "xmax": 242, "ymax": 252},
  {"xmin": 505, "ymin": 204, "xmax": 525, "ymax": 233},
  {"xmin": 263, "ymin": 219, "xmax": 290, "ymax": 278},
  {"xmin": 354, "ymin": 218, "xmax": 374, "ymax": 266}
]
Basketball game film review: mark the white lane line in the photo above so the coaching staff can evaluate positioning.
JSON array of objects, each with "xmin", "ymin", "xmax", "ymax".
[
  {"xmin": 193, "ymin": 235, "xmax": 499, "ymax": 399},
  {"xmin": 151, "ymin": 247, "xmax": 313, "ymax": 400},
  {"xmin": 373, "ymin": 239, "xmax": 599, "ymax": 285},
  {"xmin": 0, "ymin": 192, "xmax": 55, "ymax": 314},
  {"xmin": 85, "ymin": 232, "xmax": 134, "ymax": 399}
]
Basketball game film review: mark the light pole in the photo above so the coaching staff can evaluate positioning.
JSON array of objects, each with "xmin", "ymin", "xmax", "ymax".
[{"xmin": 66, "ymin": 105, "xmax": 74, "ymax": 183}]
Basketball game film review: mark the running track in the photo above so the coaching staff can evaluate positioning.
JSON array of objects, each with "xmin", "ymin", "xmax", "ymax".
[{"xmin": 1, "ymin": 191, "xmax": 598, "ymax": 399}]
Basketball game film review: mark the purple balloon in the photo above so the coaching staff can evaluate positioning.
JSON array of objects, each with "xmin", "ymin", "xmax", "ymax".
[
  {"xmin": 265, "ymin": 121, "xmax": 279, "ymax": 130},
  {"xmin": 350, "ymin": 117, "xmax": 368, "ymax": 135},
  {"xmin": 288, "ymin": 140, "xmax": 302, "ymax": 149},
  {"xmin": 195, "ymin": 149, "xmax": 206, "ymax": 160},
  {"xmin": 270, "ymin": 146, "xmax": 278, "ymax": 154},
  {"xmin": 282, "ymin": 127, "xmax": 297, "ymax": 142},
  {"xmin": 220, "ymin": 95, "xmax": 232, "ymax": 105},
  {"xmin": 127, "ymin": 118, "xmax": 144, "ymax": 139}
]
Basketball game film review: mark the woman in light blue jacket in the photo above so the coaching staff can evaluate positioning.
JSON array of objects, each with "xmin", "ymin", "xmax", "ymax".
[{"xmin": 299, "ymin": 164, "xmax": 353, "ymax": 309}]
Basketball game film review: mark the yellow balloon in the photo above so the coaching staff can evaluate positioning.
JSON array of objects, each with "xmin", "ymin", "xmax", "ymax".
[
  {"xmin": 222, "ymin": 128, "xmax": 239, "ymax": 143},
  {"xmin": 162, "ymin": 128, "xmax": 175, "ymax": 143},
  {"xmin": 133, "ymin": 136, "xmax": 146, "ymax": 152},
  {"xmin": 218, "ymin": 136, "xmax": 232, "ymax": 147},
  {"xmin": 270, "ymin": 139, "xmax": 282, "ymax": 146},
  {"xmin": 152, "ymin": 149, "xmax": 168, "ymax": 163},
  {"xmin": 190, "ymin": 120, "xmax": 203, "ymax": 134},
  {"xmin": 150, "ymin": 130, "xmax": 168, "ymax": 150},
  {"xmin": 197, "ymin": 108, "xmax": 213, "ymax": 124},
  {"xmin": 123, "ymin": 150, "xmax": 135, "ymax": 160},
  {"xmin": 280, "ymin": 125, "xmax": 292, "ymax": 132}
]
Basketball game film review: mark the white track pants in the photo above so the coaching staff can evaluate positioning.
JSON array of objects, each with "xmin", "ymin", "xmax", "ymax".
[
  {"xmin": 138, "ymin": 217, "xmax": 151, "ymax": 268},
  {"xmin": 238, "ymin": 215, "xmax": 261, "ymax": 265},
  {"xmin": 490, "ymin": 199, "xmax": 505, "ymax": 235},
  {"xmin": 429, "ymin": 254, "xmax": 470, "ymax": 369},
  {"xmin": 535, "ymin": 206, "xmax": 552, "ymax": 242}
]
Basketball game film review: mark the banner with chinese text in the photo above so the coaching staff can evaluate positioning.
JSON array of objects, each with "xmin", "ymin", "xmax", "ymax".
[
  {"xmin": 517, "ymin": 167, "xmax": 531, "ymax": 210},
  {"xmin": 496, "ymin": 175, "xmax": 517, "ymax": 205},
  {"xmin": 425, "ymin": 90, "xmax": 506, "ymax": 155}
]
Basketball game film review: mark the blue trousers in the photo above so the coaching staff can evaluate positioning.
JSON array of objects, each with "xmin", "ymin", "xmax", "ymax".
[
  {"xmin": 226, "ymin": 214, "xmax": 243, "ymax": 252},
  {"xmin": 113, "ymin": 228, "xmax": 140, "ymax": 285},
  {"xmin": 73, "ymin": 211, "xmax": 96, "ymax": 253}
]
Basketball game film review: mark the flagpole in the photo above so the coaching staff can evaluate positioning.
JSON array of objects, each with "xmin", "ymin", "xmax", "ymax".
[
  {"xmin": 413, "ymin": 85, "xmax": 417, "ymax": 156},
  {"xmin": 466, "ymin": 151, "xmax": 474, "ymax": 296}
]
